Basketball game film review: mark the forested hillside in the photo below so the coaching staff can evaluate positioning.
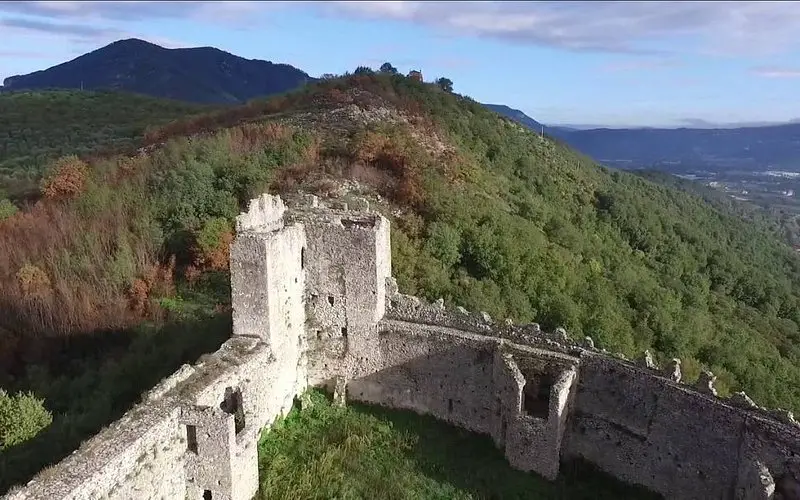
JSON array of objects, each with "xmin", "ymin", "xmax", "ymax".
[
  {"xmin": 3, "ymin": 71, "xmax": 800, "ymax": 491},
  {"xmin": 0, "ymin": 90, "xmax": 212, "ymax": 198}
]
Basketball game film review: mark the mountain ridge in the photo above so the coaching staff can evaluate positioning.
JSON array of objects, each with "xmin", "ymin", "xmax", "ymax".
[
  {"xmin": 2, "ymin": 38, "xmax": 315, "ymax": 104},
  {"xmin": 486, "ymin": 106, "xmax": 800, "ymax": 172}
]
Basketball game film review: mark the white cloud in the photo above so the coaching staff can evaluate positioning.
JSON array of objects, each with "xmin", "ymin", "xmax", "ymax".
[
  {"xmin": 321, "ymin": 1, "xmax": 800, "ymax": 57},
  {"xmin": 2, "ymin": 1, "xmax": 800, "ymax": 58},
  {"xmin": 751, "ymin": 66, "xmax": 800, "ymax": 79}
]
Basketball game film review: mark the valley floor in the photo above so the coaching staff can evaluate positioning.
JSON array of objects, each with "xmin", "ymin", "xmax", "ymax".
[{"xmin": 257, "ymin": 390, "xmax": 662, "ymax": 500}]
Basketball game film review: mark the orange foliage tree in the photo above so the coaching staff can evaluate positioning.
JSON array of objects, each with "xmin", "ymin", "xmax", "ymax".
[{"xmin": 40, "ymin": 155, "xmax": 90, "ymax": 200}]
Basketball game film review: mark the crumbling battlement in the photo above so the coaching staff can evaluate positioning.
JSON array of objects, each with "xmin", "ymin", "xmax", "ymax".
[{"xmin": 5, "ymin": 193, "xmax": 800, "ymax": 500}]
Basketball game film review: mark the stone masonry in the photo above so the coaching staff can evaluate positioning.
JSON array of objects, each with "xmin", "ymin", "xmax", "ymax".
[{"xmin": 5, "ymin": 193, "xmax": 800, "ymax": 500}]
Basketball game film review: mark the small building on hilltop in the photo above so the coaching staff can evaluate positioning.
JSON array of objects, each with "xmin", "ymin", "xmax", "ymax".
[{"xmin": 407, "ymin": 70, "xmax": 423, "ymax": 82}]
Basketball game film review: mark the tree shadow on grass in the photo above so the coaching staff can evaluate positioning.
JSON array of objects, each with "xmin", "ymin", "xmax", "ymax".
[
  {"xmin": 351, "ymin": 400, "xmax": 663, "ymax": 500},
  {"xmin": 0, "ymin": 309, "xmax": 231, "ymax": 495}
]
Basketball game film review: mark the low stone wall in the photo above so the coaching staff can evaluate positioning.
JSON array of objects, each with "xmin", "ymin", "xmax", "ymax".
[{"xmin": 4, "ymin": 336, "xmax": 304, "ymax": 500}]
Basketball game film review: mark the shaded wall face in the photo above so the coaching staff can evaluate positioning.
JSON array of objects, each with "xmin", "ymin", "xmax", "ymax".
[
  {"xmin": 302, "ymin": 215, "xmax": 391, "ymax": 384},
  {"xmin": 346, "ymin": 321, "xmax": 581, "ymax": 482},
  {"xmin": 562, "ymin": 355, "xmax": 745, "ymax": 500},
  {"xmin": 347, "ymin": 325, "xmax": 499, "ymax": 436}
]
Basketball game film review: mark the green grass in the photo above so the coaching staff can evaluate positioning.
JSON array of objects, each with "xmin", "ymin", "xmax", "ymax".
[{"xmin": 257, "ymin": 390, "xmax": 661, "ymax": 500}]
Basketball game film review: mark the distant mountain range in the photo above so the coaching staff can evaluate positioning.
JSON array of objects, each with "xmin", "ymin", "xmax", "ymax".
[
  {"xmin": 486, "ymin": 107, "xmax": 800, "ymax": 173},
  {"xmin": 1, "ymin": 38, "xmax": 314, "ymax": 104},
  {"xmin": 4, "ymin": 38, "xmax": 800, "ymax": 173}
]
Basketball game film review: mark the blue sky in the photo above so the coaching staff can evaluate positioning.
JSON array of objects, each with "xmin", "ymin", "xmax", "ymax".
[{"xmin": 1, "ymin": 1, "xmax": 800, "ymax": 128}]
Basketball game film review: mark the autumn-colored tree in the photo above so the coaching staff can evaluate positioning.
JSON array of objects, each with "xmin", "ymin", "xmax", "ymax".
[
  {"xmin": 407, "ymin": 70, "xmax": 423, "ymax": 83},
  {"xmin": 194, "ymin": 217, "xmax": 235, "ymax": 271},
  {"xmin": 16, "ymin": 264, "xmax": 52, "ymax": 300},
  {"xmin": 40, "ymin": 155, "xmax": 90, "ymax": 200}
]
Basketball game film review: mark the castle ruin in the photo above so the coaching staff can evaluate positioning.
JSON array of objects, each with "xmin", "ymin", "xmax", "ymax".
[{"xmin": 5, "ymin": 193, "xmax": 800, "ymax": 500}]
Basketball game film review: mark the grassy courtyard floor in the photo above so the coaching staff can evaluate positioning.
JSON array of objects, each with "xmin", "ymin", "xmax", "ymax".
[{"xmin": 256, "ymin": 390, "xmax": 661, "ymax": 500}]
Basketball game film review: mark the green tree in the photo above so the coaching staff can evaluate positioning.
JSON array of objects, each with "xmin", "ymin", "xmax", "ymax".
[
  {"xmin": 0, "ymin": 390, "xmax": 53, "ymax": 451},
  {"xmin": 0, "ymin": 198, "xmax": 17, "ymax": 220},
  {"xmin": 436, "ymin": 77, "xmax": 454, "ymax": 93},
  {"xmin": 379, "ymin": 62, "xmax": 398, "ymax": 74}
]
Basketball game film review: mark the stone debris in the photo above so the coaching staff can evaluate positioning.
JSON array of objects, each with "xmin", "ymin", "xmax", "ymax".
[
  {"xmin": 386, "ymin": 277, "xmax": 399, "ymax": 297},
  {"xmin": 729, "ymin": 391, "xmax": 758, "ymax": 409},
  {"xmin": 349, "ymin": 198, "xmax": 370, "ymax": 211},
  {"xmin": 583, "ymin": 336, "xmax": 595, "ymax": 349},
  {"xmin": 665, "ymin": 358, "xmax": 682, "ymax": 383},
  {"xmin": 640, "ymin": 350, "xmax": 658, "ymax": 370},
  {"xmin": 298, "ymin": 392, "xmax": 315, "ymax": 411},
  {"xmin": 696, "ymin": 370, "xmax": 718, "ymax": 396},
  {"xmin": 333, "ymin": 377, "xmax": 348, "ymax": 407}
]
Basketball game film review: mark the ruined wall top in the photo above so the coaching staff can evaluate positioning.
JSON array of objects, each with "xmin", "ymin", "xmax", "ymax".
[
  {"xmin": 382, "ymin": 276, "xmax": 800, "ymax": 436},
  {"xmin": 235, "ymin": 193, "xmax": 287, "ymax": 233},
  {"xmin": 280, "ymin": 192, "xmax": 387, "ymax": 231},
  {"xmin": 235, "ymin": 192, "xmax": 382, "ymax": 237}
]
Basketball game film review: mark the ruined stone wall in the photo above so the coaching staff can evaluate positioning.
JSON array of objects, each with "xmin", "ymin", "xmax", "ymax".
[
  {"xmin": 561, "ymin": 353, "xmax": 800, "ymax": 500},
  {"xmin": 4, "ymin": 337, "xmax": 280, "ymax": 500},
  {"xmin": 6, "ymin": 193, "xmax": 800, "ymax": 500},
  {"xmin": 4, "ymin": 195, "xmax": 310, "ymax": 500},
  {"xmin": 283, "ymin": 195, "xmax": 391, "ymax": 386},
  {"xmin": 360, "ymin": 279, "xmax": 800, "ymax": 498}
]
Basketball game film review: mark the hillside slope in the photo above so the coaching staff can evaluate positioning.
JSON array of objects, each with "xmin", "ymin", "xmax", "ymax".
[
  {"xmin": 2, "ymin": 38, "xmax": 315, "ymax": 104},
  {"xmin": 0, "ymin": 89, "xmax": 212, "ymax": 198},
  {"xmin": 137, "ymin": 73, "xmax": 800, "ymax": 411},
  {"xmin": 483, "ymin": 103, "xmax": 548, "ymax": 133},
  {"xmin": 3, "ymin": 72, "xmax": 800, "ymax": 490}
]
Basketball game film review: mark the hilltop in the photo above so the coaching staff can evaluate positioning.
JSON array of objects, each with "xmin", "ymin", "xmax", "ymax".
[
  {"xmin": 1, "ymin": 38, "xmax": 314, "ymax": 104},
  {"xmin": 3, "ymin": 69, "xmax": 800, "ymax": 492},
  {"xmin": 10, "ymin": 38, "xmax": 800, "ymax": 177}
]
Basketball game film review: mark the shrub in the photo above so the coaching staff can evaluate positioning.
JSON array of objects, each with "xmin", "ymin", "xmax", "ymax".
[
  {"xmin": 0, "ymin": 390, "xmax": 52, "ymax": 451},
  {"xmin": 194, "ymin": 217, "xmax": 234, "ymax": 271},
  {"xmin": 0, "ymin": 199, "xmax": 17, "ymax": 221},
  {"xmin": 40, "ymin": 155, "xmax": 90, "ymax": 200},
  {"xmin": 16, "ymin": 264, "xmax": 51, "ymax": 299}
]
